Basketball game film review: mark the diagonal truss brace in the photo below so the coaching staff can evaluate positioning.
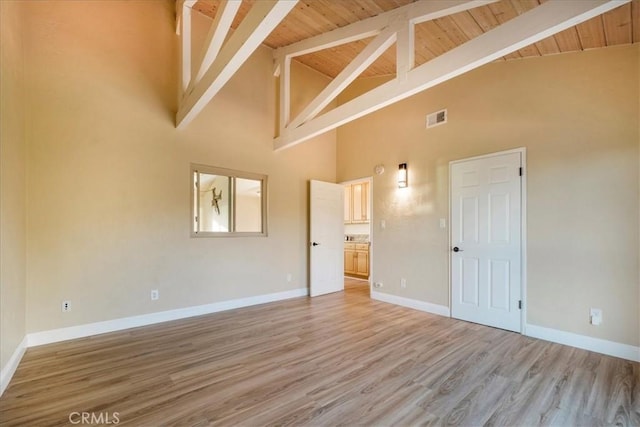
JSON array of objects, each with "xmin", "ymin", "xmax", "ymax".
[
  {"xmin": 191, "ymin": 0, "xmax": 242, "ymax": 89},
  {"xmin": 288, "ymin": 25, "xmax": 399, "ymax": 130},
  {"xmin": 274, "ymin": 0, "xmax": 629, "ymax": 151},
  {"xmin": 176, "ymin": 0, "xmax": 298, "ymax": 129}
]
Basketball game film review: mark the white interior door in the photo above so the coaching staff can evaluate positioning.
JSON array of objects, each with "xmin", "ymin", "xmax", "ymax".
[
  {"xmin": 450, "ymin": 151, "xmax": 522, "ymax": 332},
  {"xmin": 310, "ymin": 180, "xmax": 344, "ymax": 297}
]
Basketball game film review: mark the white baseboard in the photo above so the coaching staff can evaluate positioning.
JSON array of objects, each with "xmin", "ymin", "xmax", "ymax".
[
  {"xmin": 526, "ymin": 324, "xmax": 640, "ymax": 362},
  {"xmin": 1, "ymin": 288, "xmax": 308, "ymax": 397},
  {"xmin": 27, "ymin": 288, "xmax": 308, "ymax": 347},
  {"xmin": 369, "ymin": 294, "xmax": 640, "ymax": 362},
  {"xmin": 371, "ymin": 290, "xmax": 450, "ymax": 317},
  {"xmin": 0, "ymin": 335, "xmax": 28, "ymax": 397}
]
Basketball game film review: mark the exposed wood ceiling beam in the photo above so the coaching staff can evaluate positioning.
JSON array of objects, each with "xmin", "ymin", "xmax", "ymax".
[
  {"xmin": 274, "ymin": 0, "xmax": 629, "ymax": 151},
  {"xmin": 177, "ymin": 0, "xmax": 298, "ymax": 129}
]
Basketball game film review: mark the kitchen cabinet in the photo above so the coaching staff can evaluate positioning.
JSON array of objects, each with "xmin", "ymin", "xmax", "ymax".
[
  {"xmin": 344, "ymin": 181, "xmax": 370, "ymax": 224},
  {"xmin": 344, "ymin": 242, "xmax": 369, "ymax": 278},
  {"xmin": 344, "ymin": 245, "xmax": 356, "ymax": 274}
]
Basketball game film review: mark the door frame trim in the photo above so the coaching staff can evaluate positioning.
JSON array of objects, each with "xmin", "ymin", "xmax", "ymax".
[
  {"xmin": 339, "ymin": 176, "xmax": 373, "ymax": 291},
  {"xmin": 448, "ymin": 147, "xmax": 527, "ymax": 334}
]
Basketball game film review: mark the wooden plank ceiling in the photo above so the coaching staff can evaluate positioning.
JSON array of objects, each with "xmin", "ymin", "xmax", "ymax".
[{"xmin": 192, "ymin": 0, "xmax": 638, "ymax": 78}]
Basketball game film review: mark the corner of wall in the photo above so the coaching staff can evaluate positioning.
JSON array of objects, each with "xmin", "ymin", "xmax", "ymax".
[
  {"xmin": 0, "ymin": 336, "xmax": 28, "ymax": 397},
  {"xmin": 0, "ymin": 0, "xmax": 28, "ymax": 394}
]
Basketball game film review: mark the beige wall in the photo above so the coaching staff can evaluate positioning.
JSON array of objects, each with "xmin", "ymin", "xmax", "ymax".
[
  {"xmin": 337, "ymin": 45, "xmax": 640, "ymax": 347},
  {"xmin": 0, "ymin": 1, "xmax": 28, "ymax": 373},
  {"xmin": 23, "ymin": 0, "xmax": 336, "ymax": 333}
]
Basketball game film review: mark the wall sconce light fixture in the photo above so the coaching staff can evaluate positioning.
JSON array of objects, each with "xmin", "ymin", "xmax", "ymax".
[{"xmin": 398, "ymin": 163, "xmax": 408, "ymax": 188}]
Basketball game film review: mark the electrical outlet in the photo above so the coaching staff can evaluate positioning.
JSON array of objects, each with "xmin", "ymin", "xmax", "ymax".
[
  {"xmin": 151, "ymin": 289, "xmax": 159, "ymax": 301},
  {"xmin": 590, "ymin": 308, "xmax": 602, "ymax": 326},
  {"xmin": 401, "ymin": 278, "xmax": 407, "ymax": 288},
  {"xmin": 62, "ymin": 300, "xmax": 71, "ymax": 312},
  {"xmin": 439, "ymin": 218, "xmax": 446, "ymax": 229},
  {"xmin": 286, "ymin": 273, "xmax": 292, "ymax": 283},
  {"xmin": 373, "ymin": 282, "xmax": 383, "ymax": 288}
]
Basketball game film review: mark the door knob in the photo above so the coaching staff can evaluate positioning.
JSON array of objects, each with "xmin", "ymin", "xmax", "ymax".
[
  {"xmin": 312, "ymin": 242, "xmax": 320, "ymax": 246},
  {"xmin": 452, "ymin": 246, "xmax": 463, "ymax": 252}
]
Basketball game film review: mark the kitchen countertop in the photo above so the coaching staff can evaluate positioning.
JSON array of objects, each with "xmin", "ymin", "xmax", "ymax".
[{"xmin": 345, "ymin": 234, "xmax": 369, "ymax": 244}]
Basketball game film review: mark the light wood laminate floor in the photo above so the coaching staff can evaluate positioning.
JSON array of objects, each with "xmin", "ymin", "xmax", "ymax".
[{"xmin": 1, "ymin": 281, "xmax": 638, "ymax": 426}]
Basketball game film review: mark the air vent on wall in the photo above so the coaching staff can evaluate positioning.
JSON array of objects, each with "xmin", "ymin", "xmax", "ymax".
[{"xmin": 426, "ymin": 109, "xmax": 447, "ymax": 129}]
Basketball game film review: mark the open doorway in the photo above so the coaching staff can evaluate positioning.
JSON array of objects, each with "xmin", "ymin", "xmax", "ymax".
[
  {"xmin": 341, "ymin": 177, "xmax": 372, "ymax": 297},
  {"xmin": 344, "ymin": 277, "xmax": 370, "ymax": 298}
]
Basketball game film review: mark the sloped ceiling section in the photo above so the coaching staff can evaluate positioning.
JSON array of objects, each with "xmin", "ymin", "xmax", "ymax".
[{"xmin": 194, "ymin": 0, "xmax": 639, "ymax": 78}]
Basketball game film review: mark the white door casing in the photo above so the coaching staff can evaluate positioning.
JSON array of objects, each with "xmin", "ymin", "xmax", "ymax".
[
  {"xmin": 450, "ymin": 150, "xmax": 523, "ymax": 332},
  {"xmin": 310, "ymin": 180, "xmax": 345, "ymax": 297}
]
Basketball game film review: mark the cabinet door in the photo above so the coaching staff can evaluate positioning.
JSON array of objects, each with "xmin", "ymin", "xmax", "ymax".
[
  {"xmin": 356, "ymin": 250, "xmax": 369, "ymax": 276},
  {"xmin": 351, "ymin": 183, "xmax": 364, "ymax": 222},
  {"xmin": 350, "ymin": 182, "xmax": 370, "ymax": 223},
  {"xmin": 362, "ymin": 182, "xmax": 370, "ymax": 222},
  {"xmin": 344, "ymin": 249, "xmax": 356, "ymax": 274},
  {"xmin": 344, "ymin": 185, "xmax": 352, "ymax": 224}
]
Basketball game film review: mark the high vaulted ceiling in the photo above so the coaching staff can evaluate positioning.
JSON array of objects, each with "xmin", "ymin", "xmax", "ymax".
[
  {"xmin": 176, "ymin": 1, "xmax": 636, "ymax": 149},
  {"xmin": 192, "ymin": 0, "xmax": 639, "ymax": 78}
]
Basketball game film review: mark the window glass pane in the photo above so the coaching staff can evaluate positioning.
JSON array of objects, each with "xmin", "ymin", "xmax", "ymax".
[
  {"xmin": 199, "ymin": 173, "xmax": 230, "ymax": 232},
  {"xmin": 235, "ymin": 178, "xmax": 262, "ymax": 233}
]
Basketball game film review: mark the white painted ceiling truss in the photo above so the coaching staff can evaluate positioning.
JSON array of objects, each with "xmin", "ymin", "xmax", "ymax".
[
  {"xmin": 174, "ymin": 0, "xmax": 630, "ymax": 150},
  {"xmin": 273, "ymin": 0, "xmax": 629, "ymax": 151},
  {"xmin": 175, "ymin": 0, "xmax": 299, "ymax": 129}
]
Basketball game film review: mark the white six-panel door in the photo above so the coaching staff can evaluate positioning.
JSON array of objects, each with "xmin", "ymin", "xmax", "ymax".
[
  {"xmin": 450, "ymin": 151, "xmax": 522, "ymax": 332},
  {"xmin": 310, "ymin": 180, "xmax": 345, "ymax": 297}
]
